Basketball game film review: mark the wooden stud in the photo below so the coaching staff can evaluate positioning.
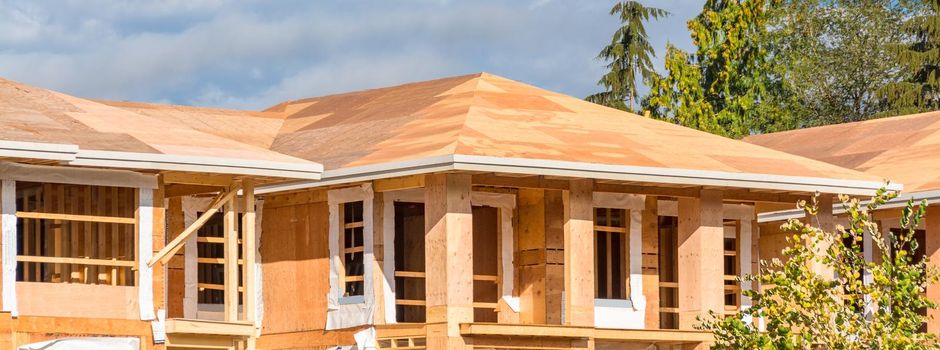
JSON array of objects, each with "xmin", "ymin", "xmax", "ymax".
[
  {"xmin": 224, "ymin": 194, "xmax": 239, "ymax": 321},
  {"xmin": 149, "ymin": 185, "xmax": 240, "ymax": 267},
  {"xmin": 424, "ymin": 173, "xmax": 473, "ymax": 350},
  {"xmin": 372, "ymin": 191, "xmax": 387, "ymax": 325},
  {"xmin": 563, "ymin": 179, "xmax": 594, "ymax": 327},
  {"xmin": 677, "ymin": 190, "xmax": 724, "ymax": 330}
]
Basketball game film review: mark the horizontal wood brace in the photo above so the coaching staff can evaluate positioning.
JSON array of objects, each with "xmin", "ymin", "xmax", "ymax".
[
  {"xmin": 17, "ymin": 255, "xmax": 135, "ymax": 267},
  {"xmin": 17, "ymin": 211, "xmax": 136, "ymax": 224}
]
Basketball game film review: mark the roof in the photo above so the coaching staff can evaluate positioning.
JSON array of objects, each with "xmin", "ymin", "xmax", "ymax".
[
  {"xmin": 1, "ymin": 72, "xmax": 892, "ymax": 194},
  {"xmin": 0, "ymin": 78, "xmax": 322, "ymax": 179},
  {"xmin": 259, "ymin": 72, "xmax": 891, "ymax": 194},
  {"xmin": 744, "ymin": 111, "xmax": 940, "ymax": 193}
]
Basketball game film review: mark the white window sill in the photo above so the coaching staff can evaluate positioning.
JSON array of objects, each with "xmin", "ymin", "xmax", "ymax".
[
  {"xmin": 339, "ymin": 295, "xmax": 365, "ymax": 305},
  {"xmin": 594, "ymin": 298, "xmax": 634, "ymax": 309}
]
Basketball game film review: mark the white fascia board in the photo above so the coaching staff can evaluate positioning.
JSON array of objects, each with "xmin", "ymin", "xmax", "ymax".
[
  {"xmin": 256, "ymin": 155, "xmax": 456, "ymax": 194},
  {"xmin": 757, "ymin": 189, "xmax": 940, "ymax": 223},
  {"xmin": 0, "ymin": 140, "xmax": 78, "ymax": 162},
  {"xmin": 256, "ymin": 154, "xmax": 895, "ymax": 197},
  {"xmin": 450, "ymin": 155, "xmax": 899, "ymax": 196},
  {"xmin": 70, "ymin": 150, "xmax": 323, "ymax": 180}
]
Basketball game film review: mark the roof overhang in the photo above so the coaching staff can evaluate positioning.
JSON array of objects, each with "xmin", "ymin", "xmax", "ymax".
[
  {"xmin": 257, "ymin": 154, "xmax": 899, "ymax": 195},
  {"xmin": 757, "ymin": 188, "xmax": 940, "ymax": 223},
  {"xmin": 0, "ymin": 140, "xmax": 323, "ymax": 180}
]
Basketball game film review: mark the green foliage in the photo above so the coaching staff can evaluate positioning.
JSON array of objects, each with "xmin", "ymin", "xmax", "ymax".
[
  {"xmin": 882, "ymin": 1, "xmax": 940, "ymax": 115},
  {"xmin": 700, "ymin": 188, "xmax": 939, "ymax": 349},
  {"xmin": 645, "ymin": 0, "xmax": 785, "ymax": 138},
  {"xmin": 587, "ymin": 1, "xmax": 668, "ymax": 112},
  {"xmin": 770, "ymin": 0, "xmax": 912, "ymax": 126}
]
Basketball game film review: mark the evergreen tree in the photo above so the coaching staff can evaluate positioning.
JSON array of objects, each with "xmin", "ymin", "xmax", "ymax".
[
  {"xmin": 882, "ymin": 1, "xmax": 940, "ymax": 114},
  {"xmin": 587, "ymin": 1, "xmax": 668, "ymax": 112}
]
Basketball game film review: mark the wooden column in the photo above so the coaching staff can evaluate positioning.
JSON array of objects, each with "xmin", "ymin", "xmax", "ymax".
[
  {"xmin": 223, "ymin": 193, "xmax": 239, "ymax": 321},
  {"xmin": 677, "ymin": 189, "xmax": 723, "ymax": 330},
  {"xmin": 424, "ymin": 174, "xmax": 473, "ymax": 350},
  {"xmin": 811, "ymin": 195, "xmax": 835, "ymax": 279},
  {"xmin": 152, "ymin": 185, "xmax": 167, "ymax": 317},
  {"xmin": 563, "ymin": 179, "xmax": 593, "ymax": 327},
  {"xmin": 516, "ymin": 189, "xmax": 565, "ymax": 325},
  {"xmin": 372, "ymin": 192, "xmax": 387, "ymax": 325},
  {"xmin": 166, "ymin": 197, "xmax": 185, "ymax": 318},
  {"xmin": 926, "ymin": 204, "xmax": 940, "ymax": 334},
  {"xmin": 641, "ymin": 196, "xmax": 660, "ymax": 328}
]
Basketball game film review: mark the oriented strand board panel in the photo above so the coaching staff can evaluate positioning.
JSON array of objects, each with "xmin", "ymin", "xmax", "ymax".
[
  {"xmin": 0, "ymin": 78, "xmax": 313, "ymax": 166},
  {"xmin": 16, "ymin": 282, "xmax": 138, "ymax": 319},
  {"xmin": 266, "ymin": 73, "xmax": 880, "ymax": 183},
  {"xmin": 260, "ymin": 200, "xmax": 331, "ymax": 334},
  {"xmin": 745, "ymin": 111, "xmax": 940, "ymax": 192}
]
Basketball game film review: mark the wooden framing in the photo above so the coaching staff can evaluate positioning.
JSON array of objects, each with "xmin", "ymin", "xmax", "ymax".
[
  {"xmin": 423, "ymin": 173, "xmax": 473, "ymax": 350},
  {"xmin": 676, "ymin": 190, "xmax": 724, "ymax": 330},
  {"xmin": 593, "ymin": 207, "xmax": 629, "ymax": 300},
  {"xmin": 563, "ymin": 179, "xmax": 594, "ymax": 327},
  {"xmin": 641, "ymin": 196, "xmax": 660, "ymax": 328}
]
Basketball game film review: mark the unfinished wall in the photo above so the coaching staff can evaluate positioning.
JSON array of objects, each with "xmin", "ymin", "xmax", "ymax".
[{"xmin": 260, "ymin": 198, "xmax": 331, "ymax": 334}]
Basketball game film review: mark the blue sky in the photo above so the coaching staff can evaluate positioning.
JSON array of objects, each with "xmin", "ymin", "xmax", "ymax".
[{"xmin": 0, "ymin": 0, "xmax": 702, "ymax": 110}]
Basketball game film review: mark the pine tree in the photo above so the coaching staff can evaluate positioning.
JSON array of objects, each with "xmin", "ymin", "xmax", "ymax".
[
  {"xmin": 587, "ymin": 1, "xmax": 668, "ymax": 112},
  {"xmin": 882, "ymin": 1, "xmax": 940, "ymax": 114}
]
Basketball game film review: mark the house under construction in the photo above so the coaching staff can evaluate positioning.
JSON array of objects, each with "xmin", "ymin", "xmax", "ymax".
[{"xmin": 0, "ymin": 73, "xmax": 923, "ymax": 350}]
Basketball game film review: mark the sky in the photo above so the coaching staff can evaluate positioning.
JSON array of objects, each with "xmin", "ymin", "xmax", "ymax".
[{"xmin": 0, "ymin": 0, "xmax": 702, "ymax": 110}]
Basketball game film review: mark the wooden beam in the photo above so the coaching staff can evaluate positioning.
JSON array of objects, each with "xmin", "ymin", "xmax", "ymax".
[
  {"xmin": 224, "ymin": 196, "xmax": 238, "ymax": 322},
  {"xmin": 148, "ymin": 184, "xmax": 240, "ymax": 267},
  {"xmin": 374, "ymin": 175, "xmax": 425, "ymax": 192},
  {"xmin": 677, "ymin": 190, "xmax": 724, "ymax": 330},
  {"xmin": 15, "ymin": 211, "xmax": 136, "ymax": 224},
  {"xmin": 424, "ymin": 173, "xmax": 473, "ymax": 350},
  {"xmin": 165, "ymin": 184, "xmax": 225, "ymax": 197},
  {"xmin": 563, "ymin": 179, "xmax": 594, "ymax": 327},
  {"xmin": 473, "ymin": 173, "xmax": 810, "ymax": 204},
  {"xmin": 163, "ymin": 172, "xmax": 235, "ymax": 187},
  {"xmin": 459, "ymin": 323, "xmax": 713, "ymax": 343}
]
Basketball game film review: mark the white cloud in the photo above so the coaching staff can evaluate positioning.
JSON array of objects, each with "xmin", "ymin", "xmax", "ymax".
[{"xmin": 0, "ymin": 0, "xmax": 702, "ymax": 109}]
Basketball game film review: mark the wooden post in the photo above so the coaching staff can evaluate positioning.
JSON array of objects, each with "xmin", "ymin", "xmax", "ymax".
[
  {"xmin": 926, "ymin": 204, "xmax": 940, "ymax": 334},
  {"xmin": 152, "ymin": 184, "xmax": 167, "ymax": 316},
  {"xmin": 372, "ymin": 191, "xmax": 387, "ymax": 325},
  {"xmin": 677, "ymin": 189, "xmax": 723, "ymax": 330},
  {"xmin": 424, "ymin": 173, "xmax": 473, "ymax": 350},
  {"xmin": 223, "ymin": 194, "xmax": 239, "ymax": 321},
  {"xmin": 167, "ymin": 197, "xmax": 185, "ymax": 318},
  {"xmin": 242, "ymin": 180, "xmax": 257, "ymax": 349},
  {"xmin": 563, "ymin": 179, "xmax": 594, "ymax": 327},
  {"xmin": 516, "ymin": 189, "xmax": 565, "ymax": 325},
  {"xmin": 811, "ymin": 195, "xmax": 835, "ymax": 279},
  {"xmin": 641, "ymin": 196, "xmax": 660, "ymax": 328}
]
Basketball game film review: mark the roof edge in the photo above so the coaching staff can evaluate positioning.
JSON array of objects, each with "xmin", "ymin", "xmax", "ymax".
[
  {"xmin": 0, "ymin": 140, "xmax": 323, "ymax": 180},
  {"xmin": 256, "ymin": 155, "xmax": 899, "ymax": 196},
  {"xmin": 757, "ymin": 188, "xmax": 940, "ymax": 223},
  {"xmin": 71, "ymin": 150, "xmax": 323, "ymax": 180}
]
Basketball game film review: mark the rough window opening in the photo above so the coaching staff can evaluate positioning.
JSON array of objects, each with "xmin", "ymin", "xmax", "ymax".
[
  {"xmin": 723, "ymin": 220, "xmax": 740, "ymax": 314},
  {"xmin": 394, "ymin": 201, "xmax": 425, "ymax": 323},
  {"xmin": 472, "ymin": 205, "xmax": 500, "ymax": 323},
  {"xmin": 15, "ymin": 182, "xmax": 137, "ymax": 286},
  {"xmin": 594, "ymin": 207, "xmax": 629, "ymax": 300},
  {"xmin": 196, "ymin": 211, "xmax": 243, "ymax": 305},
  {"xmin": 341, "ymin": 201, "xmax": 365, "ymax": 298},
  {"xmin": 658, "ymin": 215, "xmax": 679, "ymax": 329}
]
